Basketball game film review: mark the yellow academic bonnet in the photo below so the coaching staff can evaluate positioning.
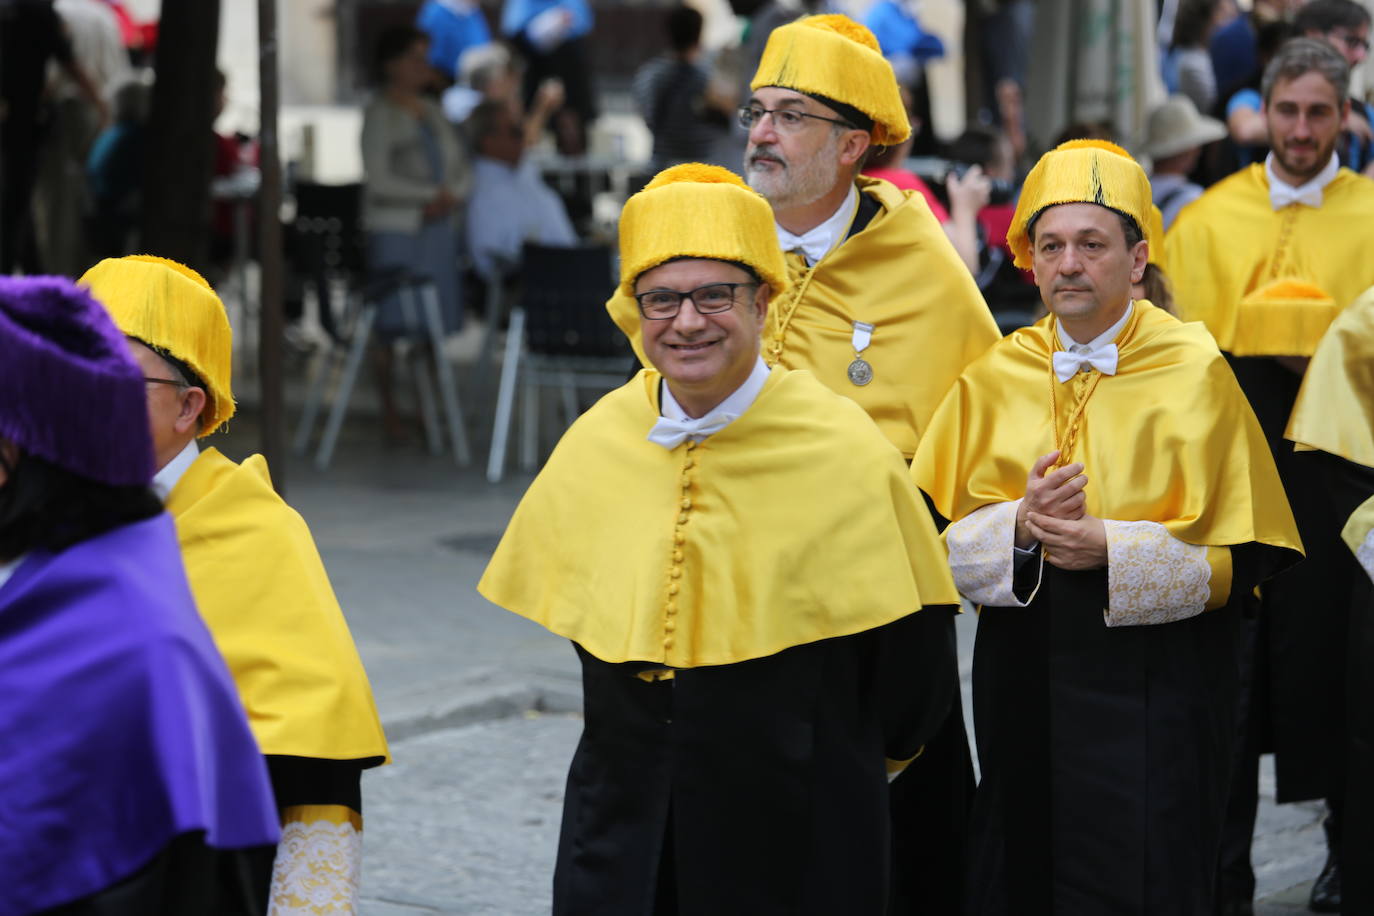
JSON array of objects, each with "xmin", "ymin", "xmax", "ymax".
[
  {"xmin": 1007, "ymin": 139, "xmax": 1160, "ymax": 270},
  {"xmin": 750, "ymin": 14, "xmax": 910, "ymax": 146},
  {"xmin": 617, "ymin": 162, "xmax": 789, "ymax": 300},
  {"xmin": 79, "ymin": 255, "xmax": 236, "ymax": 436}
]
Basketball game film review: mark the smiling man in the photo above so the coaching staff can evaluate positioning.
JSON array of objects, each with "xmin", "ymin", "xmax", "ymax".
[
  {"xmin": 914, "ymin": 139, "xmax": 1302, "ymax": 915},
  {"xmin": 1165, "ymin": 36, "xmax": 1374, "ymax": 913},
  {"xmin": 481, "ymin": 164, "xmax": 963, "ymax": 915}
]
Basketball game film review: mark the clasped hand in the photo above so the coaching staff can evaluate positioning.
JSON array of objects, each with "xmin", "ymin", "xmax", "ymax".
[{"xmin": 1014, "ymin": 450, "xmax": 1108, "ymax": 570}]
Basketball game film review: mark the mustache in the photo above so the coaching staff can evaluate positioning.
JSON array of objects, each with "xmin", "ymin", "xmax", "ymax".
[{"xmin": 748, "ymin": 145, "xmax": 786, "ymax": 168}]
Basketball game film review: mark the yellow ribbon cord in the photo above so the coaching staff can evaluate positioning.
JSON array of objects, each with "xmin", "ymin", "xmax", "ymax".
[
  {"xmin": 1047, "ymin": 319, "xmax": 1105, "ymax": 471},
  {"xmin": 766, "ymin": 252, "xmax": 821, "ymax": 367}
]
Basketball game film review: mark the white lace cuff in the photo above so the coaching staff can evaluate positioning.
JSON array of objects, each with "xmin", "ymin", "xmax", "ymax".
[
  {"xmin": 268, "ymin": 806, "xmax": 363, "ymax": 915},
  {"xmin": 946, "ymin": 500, "xmax": 1042, "ymax": 607},
  {"xmin": 1103, "ymin": 520, "xmax": 1210, "ymax": 627}
]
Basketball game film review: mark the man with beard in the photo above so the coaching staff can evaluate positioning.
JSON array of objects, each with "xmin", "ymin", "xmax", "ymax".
[
  {"xmin": 1166, "ymin": 36, "xmax": 1374, "ymax": 915},
  {"xmin": 607, "ymin": 15, "xmax": 999, "ymax": 912}
]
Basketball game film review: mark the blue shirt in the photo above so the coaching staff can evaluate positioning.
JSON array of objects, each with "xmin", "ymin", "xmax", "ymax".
[
  {"xmin": 862, "ymin": 0, "xmax": 944, "ymax": 62},
  {"xmin": 500, "ymin": 0, "xmax": 592, "ymax": 44},
  {"xmin": 416, "ymin": 0, "xmax": 492, "ymax": 80}
]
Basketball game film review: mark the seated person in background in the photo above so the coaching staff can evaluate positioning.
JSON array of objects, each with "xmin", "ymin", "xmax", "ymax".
[
  {"xmin": 1144, "ymin": 95, "xmax": 1227, "ymax": 229},
  {"xmin": 466, "ymin": 99, "xmax": 577, "ymax": 283},
  {"xmin": 446, "ymin": 41, "xmax": 565, "ymax": 150},
  {"xmin": 0, "ymin": 275, "xmax": 279, "ymax": 914},
  {"xmin": 633, "ymin": 5, "xmax": 731, "ymax": 172}
]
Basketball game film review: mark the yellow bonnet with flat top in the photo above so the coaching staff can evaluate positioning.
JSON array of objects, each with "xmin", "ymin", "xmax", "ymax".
[{"xmin": 1007, "ymin": 140, "xmax": 1159, "ymax": 270}]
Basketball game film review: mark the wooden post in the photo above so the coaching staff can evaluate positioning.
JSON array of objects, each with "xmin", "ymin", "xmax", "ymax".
[{"xmin": 258, "ymin": 0, "xmax": 287, "ymax": 494}]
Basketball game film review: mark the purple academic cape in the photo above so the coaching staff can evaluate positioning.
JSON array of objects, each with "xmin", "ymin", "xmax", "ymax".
[{"xmin": 0, "ymin": 513, "xmax": 280, "ymax": 916}]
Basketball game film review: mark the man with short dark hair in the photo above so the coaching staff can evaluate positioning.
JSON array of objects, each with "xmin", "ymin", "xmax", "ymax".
[
  {"xmin": 914, "ymin": 139, "xmax": 1301, "ymax": 914},
  {"xmin": 632, "ymin": 5, "xmax": 730, "ymax": 170},
  {"xmin": 1167, "ymin": 36, "xmax": 1374, "ymax": 914},
  {"xmin": 1294, "ymin": 0, "xmax": 1374, "ymax": 173}
]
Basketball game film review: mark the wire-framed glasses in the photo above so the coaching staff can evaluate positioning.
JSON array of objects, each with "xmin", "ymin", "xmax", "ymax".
[
  {"xmin": 634, "ymin": 282, "xmax": 759, "ymax": 320},
  {"xmin": 737, "ymin": 105, "xmax": 855, "ymax": 134}
]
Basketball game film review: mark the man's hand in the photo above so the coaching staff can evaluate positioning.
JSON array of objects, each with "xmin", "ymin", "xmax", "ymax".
[
  {"xmin": 945, "ymin": 164, "xmax": 992, "ymax": 219},
  {"xmin": 1015, "ymin": 450, "xmax": 1088, "ymax": 548},
  {"xmin": 1025, "ymin": 512, "xmax": 1108, "ymax": 570}
]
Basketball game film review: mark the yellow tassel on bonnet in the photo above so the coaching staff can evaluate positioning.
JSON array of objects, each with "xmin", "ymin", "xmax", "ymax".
[
  {"xmin": 79, "ymin": 255, "xmax": 236, "ymax": 436},
  {"xmin": 618, "ymin": 163, "xmax": 789, "ymax": 299},
  {"xmin": 1007, "ymin": 140, "xmax": 1159, "ymax": 270},
  {"xmin": 751, "ymin": 14, "xmax": 910, "ymax": 146}
]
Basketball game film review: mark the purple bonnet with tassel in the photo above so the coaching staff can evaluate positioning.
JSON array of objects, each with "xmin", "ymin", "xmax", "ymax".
[{"xmin": 0, "ymin": 275, "xmax": 155, "ymax": 486}]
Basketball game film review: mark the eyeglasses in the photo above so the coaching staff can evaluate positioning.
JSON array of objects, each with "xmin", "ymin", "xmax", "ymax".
[
  {"xmin": 737, "ymin": 104, "xmax": 855, "ymax": 134},
  {"xmin": 635, "ymin": 282, "xmax": 759, "ymax": 320},
  {"xmin": 143, "ymin": 376, "xmax": 187, "ymax": 388}
]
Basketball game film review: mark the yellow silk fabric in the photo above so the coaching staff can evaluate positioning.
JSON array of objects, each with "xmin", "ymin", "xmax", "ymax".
[
  {"xmin": 478, "ymin": 367, "xmax": 960, "ymax": 668},
  {"xmin": 165, "ymin": 449, "xmax": 390, "ymax": 764},
  {"xmin": 1287, "ymin": 286, "xmax": 1374, "ymax": 469},
  {"xmin": 607, "ymin": 177, "xmax": 1000, "ymax": 458},
  {"xmin": 1164, "ymin": 165, "xmax": 1374, "ymax": 356},
  {"xmin": 912, "ymin": 301, "xmax": 1302, "ymax": 554},
  {"xmin": 1343, "ymin": 496, "xmax": 1374, "ymax": 560}
]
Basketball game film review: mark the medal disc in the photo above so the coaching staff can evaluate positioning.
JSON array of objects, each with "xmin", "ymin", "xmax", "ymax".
[{"xmin": 847, "ymin": 357, "xmax": 873, "ymax": 386}]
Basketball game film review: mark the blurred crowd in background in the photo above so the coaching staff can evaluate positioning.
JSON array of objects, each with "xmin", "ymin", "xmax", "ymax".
[{"xmin": 1, "ymin": 0, "xmax": 1371, "ymax": 342}]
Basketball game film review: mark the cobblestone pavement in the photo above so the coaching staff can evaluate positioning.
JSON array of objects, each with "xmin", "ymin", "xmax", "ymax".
[{"xmin": 216, "ymin": 396, "xmax": 1329, "ymax": 914}]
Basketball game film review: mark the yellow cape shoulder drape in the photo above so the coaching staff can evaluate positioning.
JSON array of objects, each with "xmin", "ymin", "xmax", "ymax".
[
  {"xmin": 1287, "ymin": 285, "xmax": 1374, "ymax": 469},
  {"xmin": 606, "ymin": 177, "xmax": 1000, "ymax": 458},
  {"xmin": 479, "ymin": 367, "xmax": 959, "ymax": 668},
  {"xmin": 1165, "ymin": 165, "xmax": 1374, "ymax": 356},
  {"xmin": 912, "ymin": 300, "xmax": 1302, "ymax": 555},
  {"xmin": 166, "ymin": 448, "xmax": 389, "ymax": 764}
]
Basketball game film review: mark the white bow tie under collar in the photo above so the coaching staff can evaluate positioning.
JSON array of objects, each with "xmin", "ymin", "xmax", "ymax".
[
  {"xmin": 1052, "ymin": 345, "xmax": 1119, "ymax": 383},
  {"xmin": 647, "ymin": 412, "xmax": 738, "ymax": 449}
]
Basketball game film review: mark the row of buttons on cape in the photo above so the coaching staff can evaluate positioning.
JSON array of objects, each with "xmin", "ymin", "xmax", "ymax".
[{"xmin": 663, "ymin": 440, "xmax": 697, "ymax": 652}]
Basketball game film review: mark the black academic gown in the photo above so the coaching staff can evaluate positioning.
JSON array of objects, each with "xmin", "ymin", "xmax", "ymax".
[
  {"xmin": 553, "ymin": 604, "xmax": 960, "ymax": 916},
  {"xmin": 1231, "ymin": 356, "xmax": 1356, "ymax": 801},
  {"xmin": 966, "ymin": 546, "xmax": 1275, "ymax": 916},
  {"xmin": 1309, "ymin": 451, "xmax": 1374, "ymax": 915}
]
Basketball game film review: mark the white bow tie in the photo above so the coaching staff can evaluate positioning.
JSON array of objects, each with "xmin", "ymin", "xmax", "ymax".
[
  {"xmin": 647, "ymin": 412, "xmax": 737, "ymax": 449},
  {"xmin": 1052, "ymin": 345, "xmax": 1119, "ymax": 383},
  {"xmin": 1270, "ymin": 183, "xmax": 1323, "ymax": 210}
]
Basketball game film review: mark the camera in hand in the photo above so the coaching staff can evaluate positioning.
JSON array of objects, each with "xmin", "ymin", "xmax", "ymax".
[{"xmin": 945, "ymin": 163, "xmax": 1016, "ymax": 205}]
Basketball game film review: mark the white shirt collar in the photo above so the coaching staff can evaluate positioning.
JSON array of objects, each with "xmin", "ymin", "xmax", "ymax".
[
  {"xmin": 1056, "ymin": 300, "xmax": 1133, "ymax": 351},
  {"xmin": 0, "ymin": 554, "xmax": 27, "ymax": 592},
  {"xmin": 1264, "ymin": 152, "xmax": 1339, "ymax": 210},
  {"xmin": 661, "ymin": 356, "xmax": 771, "ymax": 422},
  {"xmin": 775, "ymin": 183, "xmax": 859, "ymax": 267},
  {"xmin": 152, "ymin": 439, "xmax": 200, "ymax": 501}
]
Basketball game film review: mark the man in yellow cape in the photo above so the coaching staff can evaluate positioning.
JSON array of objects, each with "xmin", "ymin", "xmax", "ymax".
[
  {"xmin": 1286, "ymin": 285, "xmax": 1374, "ymax": 914},
  {"xmin": 480, "ymin": 163, "xmax": 963, "ymax": 915},
  {"xmin": 81, "ymin": 255, "xmax": 389, "ymax": 914},
  {"xmin": 1164, "ymin": 38, "xmax": 1374, "ymax": 909},
  {"xmin": 623, "ymin": 17, "xmax": 1000, "ymax": 908},
  {"xmin": 912, "ymin": 139, "xmax": 1302, "ymax": 915}
]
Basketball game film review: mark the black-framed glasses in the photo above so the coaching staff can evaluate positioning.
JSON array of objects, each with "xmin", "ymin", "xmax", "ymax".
[
  {"xmin": 143, "ymin": 376, "xmax": 187, "ymax": 388},
  {"xmin": 737, "ymin": 104, "xmax": 855, "ymax": 134},
  {"xmin": 635, "ymin": 282, "xmax": 759, "ymax": 320},
  {"xmin": 1337, "ymin": 30, "xmax": 1371, "ymax": 52}
]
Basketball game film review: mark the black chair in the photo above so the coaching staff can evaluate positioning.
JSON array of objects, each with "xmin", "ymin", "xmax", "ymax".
[{"xmin": 486, "ymin": 243, "xmax": 626, "ymax": 481}]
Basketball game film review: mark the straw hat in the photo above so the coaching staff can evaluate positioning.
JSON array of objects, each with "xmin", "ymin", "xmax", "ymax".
[{"xmin": 1144, "ymin": 95, "xmax": 1227, "ymax": 160}]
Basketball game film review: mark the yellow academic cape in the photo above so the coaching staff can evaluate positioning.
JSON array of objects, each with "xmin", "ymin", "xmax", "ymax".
[
  {"xmin": 1287, "ymin": 285, "xmax": 1374, "ymax": 469},
  {"xmin": 165, "ymin": 448, "xmax": 390, "ymax": 765},
  {"xmin": 478, "ymin": 367, "xmax": 960, "ymax": 668},
  {"xmin": 912, "ymin": 300, "xmax": 1301, "ymax": 556},
  {"xmin": 1164, "ymin": 165, "xmax": 1374, "ymax": 357},
  {"xmin": 607, "ymin": 177, "xmax": 1001, "ymax": 459}
]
